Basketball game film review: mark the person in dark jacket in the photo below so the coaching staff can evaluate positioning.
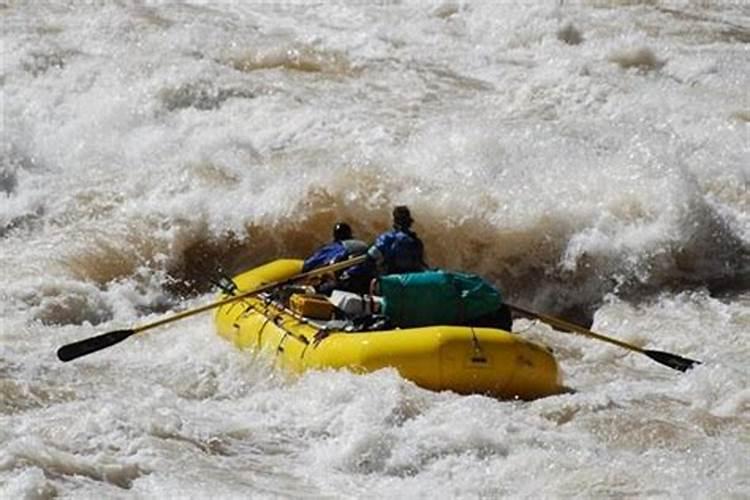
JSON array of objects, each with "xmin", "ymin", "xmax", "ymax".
[
  {"xmin": 301, "ymin": 222, "xmax": 367, "ymax": 273},
  {"xmin": 367, "ymin": 205, "xmax": 427, "ymax": 275}
]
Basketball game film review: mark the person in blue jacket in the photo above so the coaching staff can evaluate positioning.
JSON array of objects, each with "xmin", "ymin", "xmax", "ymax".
[
  {"xmin": 302, "ymin": 222, "xmax": 368, "ymax": 273},
  {"xmin": 367, "ymin": 205, "xmax": 427, "ymax": 275}
]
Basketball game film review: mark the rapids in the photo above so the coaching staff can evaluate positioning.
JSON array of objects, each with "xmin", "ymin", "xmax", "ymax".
[{"xmin": 1, "ymin": 1, "xmax": 748, "ymax": 498}]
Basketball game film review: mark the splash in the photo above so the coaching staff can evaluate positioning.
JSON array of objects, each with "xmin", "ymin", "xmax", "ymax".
[
  {"xmin": 2, "ymin": 2, "xmax": 749, "ymax": 498},
  {"xmin": 608, "ymin": 46, "xmax": 665, "ymax": 71},
  {"xmin": 557, "ymin": 22, "xmax": 584, "ymax": 45},
  {"xmin": 226, "ymin": 44, "xmax": 353, "ymax": 75}
]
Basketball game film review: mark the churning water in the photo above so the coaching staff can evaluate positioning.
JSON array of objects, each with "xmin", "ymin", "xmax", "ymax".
[{"xmin": 1, "ymin": 1, "xmax": 748, "ymax": 498}]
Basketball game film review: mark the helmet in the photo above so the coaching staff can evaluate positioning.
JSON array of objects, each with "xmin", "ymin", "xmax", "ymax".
[
  {"xmin": 392, "ymin": 205, "xmax": 413, "ymax": 227},
  {"xmin": 333, "ymin": 222, "xmax": 352, "ymax": 241}
]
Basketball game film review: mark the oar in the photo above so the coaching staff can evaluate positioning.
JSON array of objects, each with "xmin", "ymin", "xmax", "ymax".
[
  {"xmin": 507, "ymin": 303, "xmax": 701, "ymax": 372},
  {"xmin": 57, "ymin": 255, "xmax": 368, "ymax": 362}
]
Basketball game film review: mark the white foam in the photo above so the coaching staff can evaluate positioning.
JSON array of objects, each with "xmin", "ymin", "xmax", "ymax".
[{"xmin": 2, "ymin": 1, "xmax": 748, "ymax": 497}]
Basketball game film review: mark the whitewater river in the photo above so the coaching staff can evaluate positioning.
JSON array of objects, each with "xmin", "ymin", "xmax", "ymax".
[{"xmin": 1, "ymin": 1, "xmax": 748, "ymax": 498}]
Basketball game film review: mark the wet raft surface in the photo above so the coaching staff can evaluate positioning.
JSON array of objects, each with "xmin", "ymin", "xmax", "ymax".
[{"xmin": 215, "ymin": 259, "xmax": 564, "ymax": 400}]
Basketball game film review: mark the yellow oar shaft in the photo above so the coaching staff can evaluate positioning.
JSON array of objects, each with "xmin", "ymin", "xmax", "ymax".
[
  {"xmin": 507, "ymin": 303, "xmax": 643, "ymax": 354},
  {"xmin": 132, "ymin": 254, "xmax": 368, "ymax": 335},
  {"xmin": 57, "ymin": 254, "xmax": 368, "ymax": 362}
]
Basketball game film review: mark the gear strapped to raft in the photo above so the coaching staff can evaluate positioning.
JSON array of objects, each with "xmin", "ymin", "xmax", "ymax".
[{"xmin": 378, "ymin": 270, "xmax": 503, "ymax": 328}]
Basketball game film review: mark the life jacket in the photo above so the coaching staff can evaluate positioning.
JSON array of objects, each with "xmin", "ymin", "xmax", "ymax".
[
  {"xmin": 302, "ymin": 239, "xmax": 368, "ymax": 273},
  {"xmin": 373, "ymin": 229, "xmax": 425, "ymax": 275},
  {"xmin": 301, "ymin": 241, "xmax": 349, "ymax": 273}
]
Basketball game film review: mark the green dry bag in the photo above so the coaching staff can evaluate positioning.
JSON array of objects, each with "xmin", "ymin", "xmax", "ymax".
[{"xmin": 379, "ymin": 270, "xmax": 503, "ymax": 328}]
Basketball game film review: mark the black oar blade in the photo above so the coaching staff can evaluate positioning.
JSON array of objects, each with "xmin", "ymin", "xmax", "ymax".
[
  {"xmin": 57, "ymin": 329, "xmax": 136, "ymax": 362},
  {"xmin": 644, "ymin": 349, "xmax": 701, "ymax": 372}
]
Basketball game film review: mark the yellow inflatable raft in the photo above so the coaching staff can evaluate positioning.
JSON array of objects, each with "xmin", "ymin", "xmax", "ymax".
[{"xmin": 215, "ymin": 260, "xmax": 564, "ymax": 400}]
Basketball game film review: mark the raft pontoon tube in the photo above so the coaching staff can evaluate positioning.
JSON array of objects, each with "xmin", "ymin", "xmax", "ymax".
[{"xmin": 215, "ymin": 260, "xmax": 564, "ymax": 400}]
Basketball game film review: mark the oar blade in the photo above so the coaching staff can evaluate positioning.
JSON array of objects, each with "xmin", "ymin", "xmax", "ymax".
[
  {"xmin": 57, "ymin": 329, "xmax": 136, "ymax": 362},
  {"xmin": 644, "ymin": 349, "xmax": 701, "ymax": 372}
]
